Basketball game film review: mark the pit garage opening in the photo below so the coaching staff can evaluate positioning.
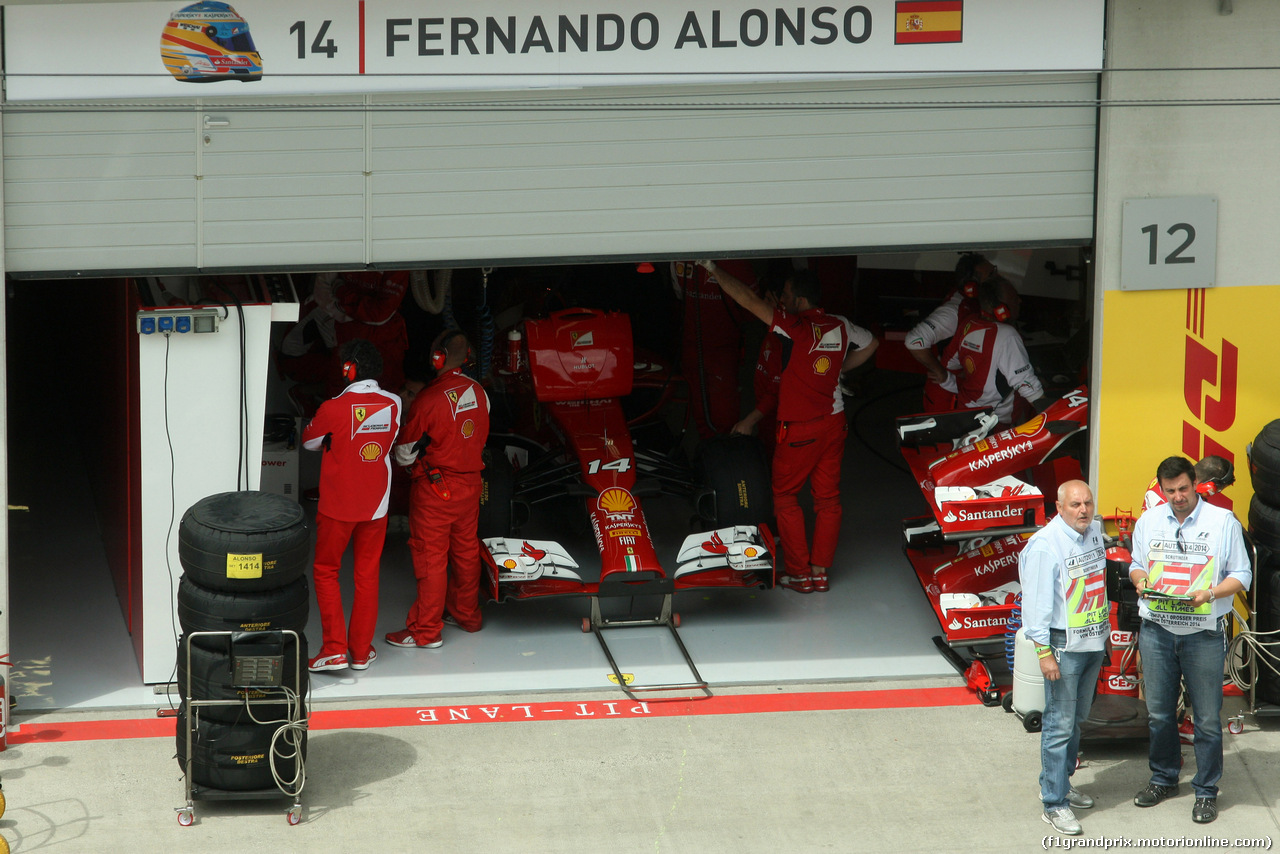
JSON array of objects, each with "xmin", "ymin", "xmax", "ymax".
[{"xmin": 3, "ymin": 245, "xmax": 1092, "ymax": 709}]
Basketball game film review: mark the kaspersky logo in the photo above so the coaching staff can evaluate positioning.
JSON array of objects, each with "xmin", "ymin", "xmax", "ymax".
[
  {"xmin": 570, "ymin": 330, "xmax": 595, "ymax": 348},
  {"xmin": 966, "ymin": 440, "xmax": 1033, "ymax": 472}
]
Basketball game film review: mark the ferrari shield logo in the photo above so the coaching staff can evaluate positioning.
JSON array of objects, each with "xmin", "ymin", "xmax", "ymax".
[
  {"xmin": 351, "ymin": 402, "xmax": 393, "ymax": 437},
  {"xmin": 446, "ymin": 385, "xmax": 479, "ymax": 417}
]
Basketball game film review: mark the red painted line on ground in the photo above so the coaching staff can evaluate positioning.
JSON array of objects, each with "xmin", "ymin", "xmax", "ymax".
[{"xmin": 6, "ymin": 686, "xmax": 974, "ymax": 746}]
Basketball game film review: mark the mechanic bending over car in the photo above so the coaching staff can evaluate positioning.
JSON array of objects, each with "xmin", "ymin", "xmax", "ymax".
[
  {"xmin": 386, "ymin": 329, "xmax": 491, "ymax": 650},
  {"xmin": 1017, "ymin": 479, "xmax": 1109, "ymax": 837},
  {"xmin": 904, "ymin": 252, "xmax": 995, "ymax": 413},
  {"xmin": 302, "ymin": 339, "xmax": 403, "ymax": 674},
  {"xmin": 699, "ymin": 260, "xmax": 878, "ymax": 594},
  {"xmin": 1128, "ymin": 455, "xmax": 1251, "ymax": 826},
  {"xmin": 941, "ymin": 275, "xmax": 1050, "ymax": 426}
]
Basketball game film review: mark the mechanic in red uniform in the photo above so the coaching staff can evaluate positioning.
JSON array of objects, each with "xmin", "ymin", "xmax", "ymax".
[
  {"xmin": 302, "ymin": 339, "xmax": 402, "ymax": 673},
  {"xmin": 1142, "ymin": 455, "xmax": 1236, "ymax": 515},
  {"xmin": 941, "ymin": 275, "xmax": 1047, "ymax": 426},
  {"xmin": 701, "ymin": 261, "xmax": 878, "ymax": 593},
  {"xmin": 671, "ymin": 259, "xmax": 756, "ymax": 438},
  {"xmin": 386, "ymin": 329, "xmax": 491, "ymax": 649},
  {"xmin": 316, "ymin": 270, "xmax": 411, "ymax": 396},
  {"xmin": 904, "ymin": 253, "xmax": 993, "ymax": 412},
  {"xmin": 731, "ymin": 279, "xmax": 785, "ymax": 462}
]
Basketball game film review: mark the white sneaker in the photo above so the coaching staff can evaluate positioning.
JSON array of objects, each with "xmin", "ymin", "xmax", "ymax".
[
  {"xmin": 1042, "ymin": 806, "xmax": 1082, "ymax": 836},
  {"xmin": 1067, "ymin": 787, "xmax": 1094, "ymax": 809}
]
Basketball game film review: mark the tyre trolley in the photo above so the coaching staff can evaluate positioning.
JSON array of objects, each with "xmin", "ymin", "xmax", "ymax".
[{"xmin": 175, "ymin": 630, "xmax": 308, "ymax": 827}]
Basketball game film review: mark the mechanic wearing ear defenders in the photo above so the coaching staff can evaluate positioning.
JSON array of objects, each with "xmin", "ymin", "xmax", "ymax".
[
  {"xmin": 302, "ymin": 338, "xmax": 403, "ymax": 673},
  {"xmin": 702, "ymin": 260, "xmax": 878, "ymax": 594},
  {"xmin": 941, "ymin": 275, "xmax": 1048, "ymax": 426},
  {"xmin": 386, "ymin": 329, "xmax": 491, "ymax": 649},
  {"xmin": 1142, "ymin": 454, "xmax": 1236, "ymax": 515},
  {"xmin": 904, "ymin": 252, "xmax": 994, "ymax": 412}
]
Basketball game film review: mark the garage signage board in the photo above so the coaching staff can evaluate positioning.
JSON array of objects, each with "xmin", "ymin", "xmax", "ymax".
[
  {"xmin": 1120, "ymin": 197, "xmax": 1218, "ymax": 291},
  {"xmin": 4, "ymin": 0, "xmax": 1105, "ymax": 101}
]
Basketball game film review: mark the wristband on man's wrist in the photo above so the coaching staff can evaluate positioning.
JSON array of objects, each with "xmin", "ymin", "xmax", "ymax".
[{"xmin": 1037, "ymin": 649, "xmax": 1054, "ymax": 659}]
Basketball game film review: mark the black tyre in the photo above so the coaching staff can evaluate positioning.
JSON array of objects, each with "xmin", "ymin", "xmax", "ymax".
[
  {"xmin": 176, "ymin": 704, "xmax": 307, "ymax": 791},
  {"xmin": 176, "ymin": 633, "xmax": 308, "ymax": 724},
  {"xmin": 478, "ymin": 446, "xmax": 515, "ymax": 539},
  {"xmin": 1023, "ymin": 711, "xmax": 1043, "ymax": 733},
  {"xmin": 1249, "ymin": 420, "xmax": 1280, "ymax": 507},
  {"xmin": 1258, "ymin": 567, "xmax": 1280, "ymax": 706},
  {"xmin": 1248, "ymin": 495, "xmax": 1280, "ymax": 555},
  {"xmin": 178, "ymin": 491, "xmax": 309, "ymax": 592},
  {"xmin": 693, "ymin": 435, "xmax": 772, "ymax": 527},
  {"xmin": 178, "ymin": 576, "xmax": 310, "ymax": 642}
]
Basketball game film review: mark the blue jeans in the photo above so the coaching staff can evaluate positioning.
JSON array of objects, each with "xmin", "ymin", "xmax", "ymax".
[
  {"xmin": 1041, "ymin": 629, "xmax": 1105, "ymax": 811},
  {"xmin": 1139, "ymin": 619, "xmax": 1227, "ymax": 798}
]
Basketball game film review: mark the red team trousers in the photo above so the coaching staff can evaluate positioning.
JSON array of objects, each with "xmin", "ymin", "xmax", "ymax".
[
  {"xmin": 403, "ymin": 472, "xmax": 484, "ymax": 642},
  {"xmin": 312, "ymin": 512, "xmax": 388, "ymax": 659},
  {"xmin": 772, "ymin": 413, "xmax": 848, "ymax": 577}
]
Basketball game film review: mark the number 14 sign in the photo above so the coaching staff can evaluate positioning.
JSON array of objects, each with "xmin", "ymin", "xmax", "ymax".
[{"xmin": 1121, "ymin": 196, "xmax": 1218, "ymax": 291}]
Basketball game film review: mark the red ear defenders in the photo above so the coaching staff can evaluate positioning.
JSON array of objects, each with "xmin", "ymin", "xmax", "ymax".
[
  {"xmin": 341, "ymin": 360, "xmax": 358, "ymax": 383},
  {"xmin": 431, "ymin": 331, "xmax": 473, "ymax": 371},
  {"xmin": 990, "ymin": 302, "xmax": 1012, "ymax": 323},
  {"xmin": 1195, "ymin": 462, "xmax": 1235, "ymax": 496}
]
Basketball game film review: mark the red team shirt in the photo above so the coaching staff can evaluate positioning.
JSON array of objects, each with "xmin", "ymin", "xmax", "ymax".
[
  {"xmin": 396, "ymin": 368, "xmax": 490, "ymax": 477},
  {"xmin": 769, "ymin": 306, "xmax": 873, "ymax": 421},
  {"xmin": 301, "ymin": 380, "xmax": 402, "ymax": 521}
]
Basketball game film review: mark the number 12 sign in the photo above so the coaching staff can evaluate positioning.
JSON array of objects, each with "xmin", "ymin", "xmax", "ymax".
[{"xmin": 1121, "ymin": 196, "xmax": 1217, "ymax": 291}]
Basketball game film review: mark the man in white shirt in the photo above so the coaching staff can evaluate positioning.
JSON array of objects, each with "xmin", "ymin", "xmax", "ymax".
[
  {"xmin": 1128, "ymin": 456, "xmax": 1251, "ymax": 824},
  {"xmin": 1018, "ymin": 480, "xmax": 1109, "ymax": 836}
]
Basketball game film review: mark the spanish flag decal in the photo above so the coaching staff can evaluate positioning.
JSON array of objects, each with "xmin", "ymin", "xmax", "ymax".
[{"xmin": 895, "ymin": 1, "xmax": 963, "ymax": 45}]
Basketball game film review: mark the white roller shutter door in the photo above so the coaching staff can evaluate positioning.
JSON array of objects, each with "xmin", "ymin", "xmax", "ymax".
[{"xmin": 2, "ymin": 73, "xmax": 1097, "ymax": 275}]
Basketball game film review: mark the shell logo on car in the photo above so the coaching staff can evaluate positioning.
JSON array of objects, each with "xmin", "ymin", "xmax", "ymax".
[
  {"xmin": 161, "ymin": 1, "xmax": 262, "ymax": 83},
  {"xmin": 598, "ymin": 487, "xmax": 636, "ymax": 519}
]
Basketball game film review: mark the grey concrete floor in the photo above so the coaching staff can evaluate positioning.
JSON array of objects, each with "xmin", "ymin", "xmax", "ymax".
[{"xmin": 0, "ymin": 681, "xmax": 1277, "ymax": 853}]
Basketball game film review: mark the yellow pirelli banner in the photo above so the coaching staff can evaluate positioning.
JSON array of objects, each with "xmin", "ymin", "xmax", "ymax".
[{"xmin": 1098, "ymin": 284, "xmax": 1280, "ymax": 631}]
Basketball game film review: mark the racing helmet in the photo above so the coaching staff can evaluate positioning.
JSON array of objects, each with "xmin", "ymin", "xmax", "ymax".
[{"xmin": 161, "ymin": 2, "xmax": 263, "ymax": 83}]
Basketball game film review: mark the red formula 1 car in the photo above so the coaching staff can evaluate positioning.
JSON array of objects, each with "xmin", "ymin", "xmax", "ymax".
[
  {"xmin": 895, "ymin": 387, "xmax": 1090, "ymax": 647},
  {"xmin": 477, "ymin": 308, "xmax": 777, "ymax": 606}
]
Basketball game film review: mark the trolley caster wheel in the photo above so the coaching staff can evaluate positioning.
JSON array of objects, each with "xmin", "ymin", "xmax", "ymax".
[
  {"xmin": 979, "ymin": 688, "xmax": 1002, "ymax": 708},
  {"xmin": 0, "ymin": 832, "xmax": 9, "ymax": 854},
  {"xmin": 1023, "ymin": 711, "xmax": 1042, "ymax": 733},
  {"xmin": 1228, "ymin": 717, "xmax": 1245, "ymax": 735},
  {"xmin": 0, "ymin": 788, "xmax": 6, "ymax": 819},
  {"xmin": 1001, "ymin": 692, "xmax": 1014, "ymax": 713},
  {"xmin": 287, "ymin": 806, "xmax": 302, "ymax": 826},
  {"xmin": 581, "ymin": 618, "xmax": 591, "ymax": 633},
  {"xmin": 671, "ymin": 613, "xmax": 681, "ymax": 628},
  {"xmin": 177, "ymin": 809, "xmax": 194, "ymax": 827}
]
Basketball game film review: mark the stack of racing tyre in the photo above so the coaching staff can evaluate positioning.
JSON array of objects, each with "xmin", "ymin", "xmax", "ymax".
[
  {"xmin": 174, "ymin": 491, "xmax": 311, "ymax": 792},
  {"xmin": 1246, "ymin": 420, "xmax": 1280, "ymax": 706}
]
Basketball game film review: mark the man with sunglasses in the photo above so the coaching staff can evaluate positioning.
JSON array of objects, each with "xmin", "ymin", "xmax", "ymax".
[{"xmin": 1128, "ymin": 455, "xmax": 1251, "ymax": 824}]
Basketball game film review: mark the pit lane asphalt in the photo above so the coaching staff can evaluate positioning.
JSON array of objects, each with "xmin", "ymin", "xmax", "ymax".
[{"xmin": 1, "ymin": 679, "xmax": 1277, "ymax": 852}]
